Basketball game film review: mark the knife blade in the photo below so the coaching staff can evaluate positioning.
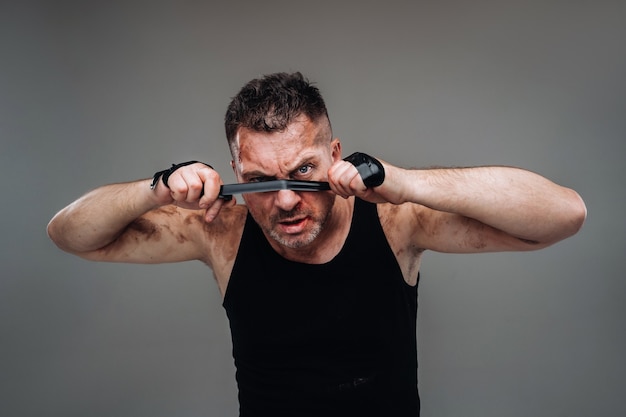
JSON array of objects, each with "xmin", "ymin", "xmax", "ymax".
[{"xmin": 218, "ymin": 180, "xmax": 331, "ymax": 199}]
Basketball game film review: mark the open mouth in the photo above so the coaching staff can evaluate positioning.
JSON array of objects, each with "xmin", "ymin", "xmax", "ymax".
[
  {"xmin": 280, "ymin": 218, "xmax": 305, "ymax": 226},
  {"xmin": 277, "ymin": 217, "xmax": 309, "ymax": 233}
]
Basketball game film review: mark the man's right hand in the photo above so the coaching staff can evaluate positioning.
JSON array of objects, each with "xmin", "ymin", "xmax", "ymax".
[{"xmin": 151, "ymin": 162, "xmax": 235, "ymax": 223}]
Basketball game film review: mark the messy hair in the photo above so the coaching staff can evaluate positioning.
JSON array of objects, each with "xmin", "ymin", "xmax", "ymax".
[{"xmin": 224, "ymin": 72, "xmax": 330, "ymax": 148}]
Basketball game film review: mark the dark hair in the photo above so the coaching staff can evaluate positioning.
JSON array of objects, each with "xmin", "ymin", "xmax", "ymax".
[{"xmin": 224, "ymin": 72, "xmax": 330, "ymax": 146}]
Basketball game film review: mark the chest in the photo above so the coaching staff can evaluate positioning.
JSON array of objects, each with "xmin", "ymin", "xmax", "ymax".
[{"xmin": 224, "ymin": 252, "xmax": 411, "ymax": 369}]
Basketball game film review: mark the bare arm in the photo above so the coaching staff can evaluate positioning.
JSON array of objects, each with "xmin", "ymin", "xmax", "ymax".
[
  {"xmin": 398, "ymin": 165, "xmax": 586, "ymax": 249},
  {"xmin": 48, "ymin": 180, "xmax": 158, "ymax": 255},
  {"xmin": 47, "ymin": 163, "xmax": 234, "ymax": 263},
  {"xmin": 329, "ymin": 161, "xmax": 587, "ymax": 253}
]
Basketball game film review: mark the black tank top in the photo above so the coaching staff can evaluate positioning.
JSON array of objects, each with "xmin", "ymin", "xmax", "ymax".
[{"xmin": 223, "ymin": 198, "xmax": 419, "ymax": 417}]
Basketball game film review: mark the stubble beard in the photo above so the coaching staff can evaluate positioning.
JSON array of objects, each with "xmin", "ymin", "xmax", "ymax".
[
  {"xmin": 266, "ymin": 197, "xmax": 335, "ymax": 249},
  {"xmin": 268, "ymin": 220, "xmax": 322, "ymax": 249},
  {"xmin": 266, "ymin": 210, "xmax": 323, "ymax": 249}
]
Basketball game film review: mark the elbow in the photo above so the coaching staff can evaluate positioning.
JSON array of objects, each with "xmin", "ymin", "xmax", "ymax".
[
  {"xmin": 527, "ymin": 190, "xmax": 587, "ymax": 249},
  {"xmin": 546, "ymin": 189, "xmax": 587, "ymax": 246},
  {"xmin": 46, "ymin": 215, "xmax": 62, "ymax": 247},
  {"xmin": 47, "ymin": 211, "xmax": 117, "ymax": 261},
  {"xmin": 47, "ymin": 212, "xmax": 85, "ymax": 255},
  {"xmin": 567, "ymin": 190, "xmax": 587, "ymax": 237},
  {"xmin": 47, "ymin": 214, "xmax": 71, "ymax": 253}
]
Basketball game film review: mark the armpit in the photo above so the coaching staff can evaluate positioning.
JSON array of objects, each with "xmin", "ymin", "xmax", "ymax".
[
  {"xmin": 378, "ymin": 203, "xmax": 425, "ymax": 285},
  {"xmin": 127, "ymin": 217, "xmax": 162, "ymax": 241},
  {"xmin": 125, "ymin": 205, "xmax": 187, "ymax": 243}
]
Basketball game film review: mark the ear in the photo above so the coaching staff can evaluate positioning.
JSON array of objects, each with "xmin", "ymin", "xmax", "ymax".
[{"xmin": 331, "ymin": 138, "xmax": 342, "ymax": 162}]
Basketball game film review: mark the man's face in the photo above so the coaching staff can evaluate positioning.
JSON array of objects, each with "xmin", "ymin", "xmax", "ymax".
[{"xmin": 231, "ymin": 115, "xmax": 341, "ymax": 250}]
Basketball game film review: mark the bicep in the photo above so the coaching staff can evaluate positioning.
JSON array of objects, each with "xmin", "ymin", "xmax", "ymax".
[
  {"xmin": 78, "ymin": 207, "xmax": 206, "ymax": 264},
  {"xmin": 411, "ymin": 206, "xmax": 546, "ymax": 254}
]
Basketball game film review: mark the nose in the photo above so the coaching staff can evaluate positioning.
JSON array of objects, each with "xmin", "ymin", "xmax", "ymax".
[{"xmin": 274, "ymin": 189, "xmax": 301, "ymax": 212}]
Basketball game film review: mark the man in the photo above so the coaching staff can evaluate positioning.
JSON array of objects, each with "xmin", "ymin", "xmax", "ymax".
[{"xmin": 47, "ymin": 72, "xmax": 586, "ymax": 416}]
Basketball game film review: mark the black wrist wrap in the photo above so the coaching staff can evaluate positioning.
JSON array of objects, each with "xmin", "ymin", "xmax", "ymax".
[
  {"xmin": 344, "ymin": 152, "xmax": 385, "ymax": 187},
  {"xmin": 150, "ymin": 161, "xmax": 213, "ymax": 190}
]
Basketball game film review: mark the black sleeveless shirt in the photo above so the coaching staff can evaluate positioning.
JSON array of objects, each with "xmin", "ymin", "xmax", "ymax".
[{"xmin": 223, "ymin": 198, "xmax": 419, "ymax": 416}]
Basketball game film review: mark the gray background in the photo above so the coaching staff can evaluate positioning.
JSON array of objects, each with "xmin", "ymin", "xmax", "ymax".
[{"xmin": 2, "ymin": 1, "xmax": 625, "ymax": 416}]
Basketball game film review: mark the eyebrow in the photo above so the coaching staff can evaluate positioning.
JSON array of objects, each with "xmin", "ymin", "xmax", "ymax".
[{"xmin": 241, "ymin": 154, "xmax": 318, "ymax": 181}]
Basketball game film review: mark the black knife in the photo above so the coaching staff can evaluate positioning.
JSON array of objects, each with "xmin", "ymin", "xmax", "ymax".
[{"xmin": 218, "ymin": 180, "xmax": 331, "ymax": 200}]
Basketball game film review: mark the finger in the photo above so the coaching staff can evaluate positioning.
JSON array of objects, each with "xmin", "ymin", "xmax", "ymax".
[
  {"xmin": 166, "ymin": 172, "xmax": 192, "ymax": 202},
  {"xmin": 179, "ymin": 170, "xmax": 206, "ymax": 203},
  {"xmin": 329, "ymin": 161, "xmax": 365, "ymax": 197},
  {"xmin": 197, "ymin": 169, "xmax": 223, "ymax": 208},
  {"xmin": 166, "ymin": 164, "xmax": 217, "ymax": 205},
  {"xmin": 204, "ymin": 195, "xmax": 236, "ymax": 223},
  {"xmin": 328, "ymin": 162, "xmax": 353, "ymax": 197},
  {"xmin": 349, "ymin": 173, "xmax": 367, "ymax": 195},
  {"xmin": 204, "ymin": 199, "xmax": 223, "ymax": 222}
]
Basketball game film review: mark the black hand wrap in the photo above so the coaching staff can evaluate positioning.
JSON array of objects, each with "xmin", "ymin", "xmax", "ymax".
[
  {"xmin": 150, "ymin": 161, "xmax": 213, "ymax": 190},
  {"xmin": 344, "ymin": 152, "xmax": 385, "ymax": 187}
]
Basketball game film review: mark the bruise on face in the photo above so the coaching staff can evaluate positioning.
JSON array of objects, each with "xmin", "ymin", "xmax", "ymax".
[{"xmin": 231, "ymin": 116, "xmax": 333, "ymax": 178}]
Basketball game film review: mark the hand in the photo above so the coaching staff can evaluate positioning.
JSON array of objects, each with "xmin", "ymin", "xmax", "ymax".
[
  {"xmin": 328, "ymin": 158, "xmax": 405, "ymax": 204},
  {"xmin": 152, "ymin": 163, "xmax": 235, "ymax": 222}
]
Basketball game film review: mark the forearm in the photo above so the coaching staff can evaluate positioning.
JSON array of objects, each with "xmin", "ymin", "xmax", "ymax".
[
  {"xmin": 47, "ymin": 179, "xmax": 163, "ymax": 254},
  {"xmin": 395, "ymin": 165, "xmax": 586, "ymax": 244}
]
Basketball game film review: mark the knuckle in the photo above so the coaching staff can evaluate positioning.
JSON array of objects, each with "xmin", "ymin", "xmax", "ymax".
[
  {"xmin": 188, "ymin": 181, "xmax": 203, "ymax": 193},
  {"xmin": 170, "ymin": 181, "xmax": 187, "ymax": 196}
]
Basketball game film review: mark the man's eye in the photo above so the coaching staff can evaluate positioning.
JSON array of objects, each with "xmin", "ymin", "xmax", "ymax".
[
  {"xmin": 297, "ymin": 165, "xmax": 312, "ymax": 175},
  {"xmin": 248, "ymin": 176, "xmax": 274, "ymax": 183}
]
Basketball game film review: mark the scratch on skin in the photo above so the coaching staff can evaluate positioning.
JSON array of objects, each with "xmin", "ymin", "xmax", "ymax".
[{"xmin": 162, "ymin": 223, "xmax": 188, "ymax": 244}]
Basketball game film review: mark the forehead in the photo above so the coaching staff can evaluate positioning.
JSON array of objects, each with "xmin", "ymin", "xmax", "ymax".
[{"xmin": 234, "ymin": 116, "xmax": 331, "ymax": 167}]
